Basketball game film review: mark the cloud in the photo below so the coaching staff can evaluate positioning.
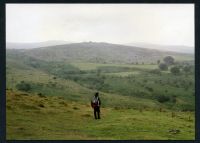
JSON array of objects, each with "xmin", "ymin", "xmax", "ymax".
[{"xmin": 6, "ymin": 4, "xmax": 194, "ymax": 47}]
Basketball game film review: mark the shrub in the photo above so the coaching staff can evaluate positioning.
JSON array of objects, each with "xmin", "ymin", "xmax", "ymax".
[
  {"xmin": 184, "ymin": 86, "xmax": 189, "ymax": 91},
  {"xmin": 175, "ymin": 84, "xmax": 180, "ymax": 88},
  {"xmin": 150, "ymin": 69, "xmax": 161, "ymax": 75},
  {"xmin": 156, "ymin": 95, "xmax": 170, "ymax": 103},
  {"xmin": 145, "ymin": 86, "xmax": 154, "ymax": 92},
  {"xmin": 73, "ymin": 107, "xmax": 79, "ymax": 110},
  {"xmin": 16, "ymin": 81, "xmax": 31, "ymax": 92},
  {"xmin": 170, "ymin": 66, "xmax": 180, "ymax": 75},
  {"xmin": 157, "ymin": 60, "xmax": 161, "ymax": 65},
  {"xmin": 180, "ymin": 104, "xmax": 194, "ymax": 111},
  {"xmin": 183, "ymin": 65, "xmax": 192, "ymax": 74},
  {"xmin": 143, "ymin": 79, "xmax": 148, "ymax": 83},
  {"xmin": 159, "ymin": 63, "xmax": 168, "ymax": 71},
  {"xmin": 38, "ymin": 103, "xmax": 45, "ymax": 108},
  {"xmin": 38, "ymin": 93, "xmax": 46, "ymax": 98},
  {"xmin": 171, "ymin": 95, "xmax": 177, "ymax": 103}
]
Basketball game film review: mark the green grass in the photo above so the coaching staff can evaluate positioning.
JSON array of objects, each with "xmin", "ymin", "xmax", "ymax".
[
  {"xmin": 6, "ymin": 90, "xmax": 194, "ymax": 140},
  {"xmin": 71, "ymin": 62, "xmax": 158, "ymax": 71},
  {"xmin": 174, "ymin": 55, "xmax": 194, "ymax": 62},
  {"xmin": 6, "ymin": 62, "xmax": 160, "ymax": 109},
  {"xmin": 105, "ymin": 71, "xmax": 140, "ymax": 77},
  {"xmin": 6, "ymin": 57, "xmax": 195, "ymax": 140},
  {"xmin": 6, "ymin": 64, "xmax": 93, "ymax": 100},
  {"xmin": 6, "ymin": 59, "xmax": 195, "ymax": 111}
]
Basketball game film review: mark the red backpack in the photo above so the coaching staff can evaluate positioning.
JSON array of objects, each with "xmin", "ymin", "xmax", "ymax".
[{"xmin": 91, "ymin": 97, "xmax": 99, "ymax": 108}]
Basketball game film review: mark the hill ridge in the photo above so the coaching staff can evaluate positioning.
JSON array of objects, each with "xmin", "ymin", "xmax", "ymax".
[{"xmin": 6, "ymin": 42, "xmax": 194, "ymax": 64}]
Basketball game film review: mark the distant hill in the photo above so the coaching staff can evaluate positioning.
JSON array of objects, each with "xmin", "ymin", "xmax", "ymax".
[
  {"xmin": 6, "ymin": 40, "xmax": 70, "ymax": 49},
  {"xmin": 125, "ymin": 42, "xmax": 194, "ymax": 54},
  {"xmin": 6, "ymin": 42, "xmax": 194, "ymax": 64}
]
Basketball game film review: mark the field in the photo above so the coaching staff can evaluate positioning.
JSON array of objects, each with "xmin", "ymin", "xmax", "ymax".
[
  {"xmin": 6, "ymin": 47, "xmax": 195, "ymax": 140},
  {"xmin": 71, "ymin": 62, "xmax": 158, "ymax": 70},
  {"xmin": 7, "ymin": 90, "xmax": 194, "ymax": 140}
]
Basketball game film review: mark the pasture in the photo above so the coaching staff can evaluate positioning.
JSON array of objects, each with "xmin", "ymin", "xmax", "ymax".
[
  {"xmin": 6, "ymin": 57, "xmax": 195, "ymax": 140},
  {"xmin": 6, "ymin": 90, "xmax": 194, "ymax": 140},
  {"xmin": 71, "ymin": 62, "xmax": 158, "ymax": 70}
]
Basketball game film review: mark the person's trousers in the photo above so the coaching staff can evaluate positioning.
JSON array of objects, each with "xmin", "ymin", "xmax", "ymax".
[{"xmin": 94, "ymin": 106, "xmax": 100, "ymax": 119}]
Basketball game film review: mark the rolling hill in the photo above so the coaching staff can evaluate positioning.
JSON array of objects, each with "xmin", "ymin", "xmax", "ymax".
[
  {"xmin": 125, "ymin": 42, "xmax": 194, "ymax": 54},
  {"xmin": 6, "ymin": 42, "xmax": 194, "ymax": 64},
  {"xmin": 6, "ymin": 40, "xmax": 70, "ymax": 49},
  {"xmin": 6, "ymin": 41, "xmax": 195, "ymax": 140}
]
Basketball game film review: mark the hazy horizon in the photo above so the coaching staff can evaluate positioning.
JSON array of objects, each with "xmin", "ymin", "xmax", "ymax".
[
  {"xmin": 5, "ymin": 40, "xmax": 194, "ymax": 47},
  {"xmin": 6, "ymin": 4, "xmax": 194, "ymax": 49},
  {"xmin": 6, "ymin": 40, "xmax": 194, "ymax": 54}
]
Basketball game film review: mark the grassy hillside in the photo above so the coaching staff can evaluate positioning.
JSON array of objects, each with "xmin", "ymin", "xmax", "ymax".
[
  {"xmin": 71, "ymin": 62, "xmax": 158, "ymax": 70},
  {"xmin": 6, "ymin": 42, "xmax": 194, "ymax": 64},
  {"xmin": 6, "ymin": 51, "xmax": 194, "ymax": 109},
  {"xmin": 6, "ymin": 44, "xmax": 195, "ymax": 140},
  {"xmin": 6, "ymin": 55, "xmax": 194, "ymax": 110},
  {"xmin": 7, "ymin": 90, "xmax": 194, "ymax": 140},
  {"xmin": 6, "ymin": 59, "xmax": 161, "ymax": 109}
]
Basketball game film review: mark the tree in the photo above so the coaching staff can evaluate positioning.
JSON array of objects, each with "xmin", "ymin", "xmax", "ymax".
[
  {"xmin": 170, "ymin": 66, "xmax": 180, "ymax": 75},
  {"xmin": 159, "ymin": 63, "xmax": 168, "ymax": 71},
  {"xmin": 163, "ymin": 56, "xmax": 175, "ymax": 65}
]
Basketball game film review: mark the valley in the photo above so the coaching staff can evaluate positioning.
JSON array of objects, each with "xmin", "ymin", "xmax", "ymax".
[{"xmin": 6, "ymin": 42, "xmax": 195, "ymax": 140}]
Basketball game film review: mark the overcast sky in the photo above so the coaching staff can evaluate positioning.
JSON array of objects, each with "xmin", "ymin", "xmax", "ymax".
[{"xmin": 6, "ymin": 4, "xmax": 194, "ymax": 47}]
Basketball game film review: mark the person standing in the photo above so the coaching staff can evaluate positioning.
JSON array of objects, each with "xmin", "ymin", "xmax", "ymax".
[{"xmin": 91, "ymin": 92, "xmax": 101, "ymax": 119}]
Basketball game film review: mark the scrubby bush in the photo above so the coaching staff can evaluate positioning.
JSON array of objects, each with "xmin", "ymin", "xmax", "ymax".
[
  {"xmin": 183, "ymin": 65, "xmax": 193, "ymax": 74},
  {"xmin": 156, "ymin": 95, "xmax": 170, "ymax": 103},
  {"xmin": 38, "ymin": 93, "xmax": 46, "ymax": 98},
  {"xmin": 171, "ymin": 95, "xmax": 177, "ymax": 103},
  {"xmin": 38, "ymin": 103, "xmax": 45, "ymax": 108},
  {"xmin": 145, "ymin": 86, "xmax": 154, "ymax": 92},
  {"xmin": 157, "ymin": 60, "xmax": 160, "ymax": 65},
  {"xmin": 175, "ymin": 84, "xmax": 180, "ymax": 88},
  {"xmin": 16, "ymin": 81, "xmax": 31, "ymax": 92},
  {"xmin": 159, "ymin": 63, "xmax": 168, "ymax": 71},
  {"xmin": 149, "ymin": 69, "xmax": 161, "ymax": 75},
  {"xmin": 143, "ymin": 79, "xmax": 148, "ymax": 83},
  {"xmin": 184, "ymin": 87, "xmax": 188, "ymax": 91},
  {"xmin": 180, "ymin": 104, "xmax": 194, "ymax": 111},
  {"xmin": 170, "ymin": 66, "xmax": 180, "ymax": 75}
]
